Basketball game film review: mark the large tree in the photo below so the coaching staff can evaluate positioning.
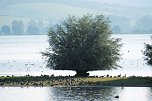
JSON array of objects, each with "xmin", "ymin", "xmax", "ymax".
[{"xmin": 42, "ymin": 14, "xmax": 122, "ymax": 76}]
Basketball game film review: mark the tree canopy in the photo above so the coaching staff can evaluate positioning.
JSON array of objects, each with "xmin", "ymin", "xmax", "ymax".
[
  {"xmin": 42, "ymin": 14, "xmax": 122, "ymax": 76},
  {"xmin": 143, "ymin": 39, "xmax": 152, "ymax": 66}
]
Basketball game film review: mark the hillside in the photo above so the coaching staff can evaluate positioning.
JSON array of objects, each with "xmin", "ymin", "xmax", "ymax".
[{"xmin": 0, "ymin": 0, "xmax": 152, "ymax": 35}]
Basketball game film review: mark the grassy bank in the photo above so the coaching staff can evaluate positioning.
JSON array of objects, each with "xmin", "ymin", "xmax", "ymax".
[{"xmin": 0, "ymin": 76, "xmax": 152, "ymax": 87}]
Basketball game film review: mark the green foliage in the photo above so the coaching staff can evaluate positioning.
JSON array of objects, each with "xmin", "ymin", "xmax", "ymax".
[
  {"xmin": 42, "ymin": 14, "xmax": 122, "ymax": 75},
  {"xmin": 143, "ymin": 39, "xmax": 152, "ymax": 66}
]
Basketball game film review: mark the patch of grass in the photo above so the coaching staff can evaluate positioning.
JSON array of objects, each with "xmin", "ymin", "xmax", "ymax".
[
  {"xmin": 0, "ymin": 76, "xmax": 152, "ymax": 87},
  {"xmin": 82, "ymin": 77, "xmax": 126, "ymax": 82}
]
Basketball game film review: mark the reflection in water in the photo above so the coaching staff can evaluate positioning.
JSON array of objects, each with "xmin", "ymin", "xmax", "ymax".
[
  {"xmin": 49, "ymin": 87, "xmax": 121, "ymax": 101},
  {"xmin": 49, "ymin": 87, "xmax": 152, "ymax": 101},
  {"xmin": 0, "ymin": 87, "xmax": 152, "ymax": 101},
  {"xmin": 149, "ymin": 87, "xmax": 152, "ymax": 100}
]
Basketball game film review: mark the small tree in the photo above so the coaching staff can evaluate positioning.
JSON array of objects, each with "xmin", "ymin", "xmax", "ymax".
[
  {"xmin": 1, "ymin": 25, "xmax": 11, "ymax": 35},
  {"xmin": 12, "ymin": 20, "xmax": 24, "ymax": 35},
  {"xmin": 143, "ymin": 38, "xmax": 152, "ymax": 66},
  {"xmin": 42, "ymin": 14, "xmax": 122, "ymax": 76}
]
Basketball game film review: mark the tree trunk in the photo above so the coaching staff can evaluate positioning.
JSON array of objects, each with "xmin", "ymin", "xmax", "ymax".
[{"xmin": 75, "ymin": 70, "xmax": 89, "ymax": 77}]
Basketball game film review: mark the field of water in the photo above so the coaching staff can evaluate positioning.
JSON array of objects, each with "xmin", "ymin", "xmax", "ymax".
[
  {"xmin": 0, "ymin": 34, "xmax": 152, "ymax": 77},
  {"xmin": 0, "ymin": 34, "xmax": 152, "ymax": 101},
  {"xmin": 0, "ymin": 87, "xmax": 152, "ymax": 101}
]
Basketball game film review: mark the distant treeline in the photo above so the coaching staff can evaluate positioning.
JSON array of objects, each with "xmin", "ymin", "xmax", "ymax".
[
  {"xmin": 1, "ymin": 15, "xmax": 152, "ymax": 35},
  {"xmin": 110, "ymin": 15, "xmax": 152, "ymax": 34},
  {"xmin": 0, "ymin": 20, "xmax": 48, "ymax": 35}
]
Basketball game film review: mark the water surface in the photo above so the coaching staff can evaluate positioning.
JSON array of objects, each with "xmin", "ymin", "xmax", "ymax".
[
  {"xmin": 0, "ymin": 87, "xmax": 151, "ymax": 101},
  {"xmin": 0, "ymin": 34, "xmax": 152, "ymax": 101},
  {"xmin": 0, "ymin": 34, "xmax": 151, "ymax": 76}
]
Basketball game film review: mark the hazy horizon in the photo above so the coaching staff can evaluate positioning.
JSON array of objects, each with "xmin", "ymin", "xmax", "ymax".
[{"xmin": 0, "ymin": 0, "xmax": 152, "ymax": 34}]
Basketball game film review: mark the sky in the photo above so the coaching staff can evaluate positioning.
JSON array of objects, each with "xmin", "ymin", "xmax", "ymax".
[
  {"xmin": 0, "ymin": 0, "xmax": 152, "ymax": 8},
  {"xmin": 89, "ymin": 0, "xmax": 152, "ymax": 7},
  {"xmin": 0, "ymin": 0, "xmax": 152, "ymax": 16}
]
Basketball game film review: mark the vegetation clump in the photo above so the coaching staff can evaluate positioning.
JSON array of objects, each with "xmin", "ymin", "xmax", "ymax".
[
  {"xmin": 143, "ymin": 40, "xmax": 152, "ymax": 66},
  {"xmin": 42, "ymin": 14, "xmax": 122, "ymax": 76},
  {"xmin": 0, "ymin": 76, "xmax": 151, "ymax": 87}
]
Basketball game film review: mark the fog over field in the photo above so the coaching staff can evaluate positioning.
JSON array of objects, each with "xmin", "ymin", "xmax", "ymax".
[{"xmin": 0, "ymin": 0, "xmax": 152, "ymax": 35}]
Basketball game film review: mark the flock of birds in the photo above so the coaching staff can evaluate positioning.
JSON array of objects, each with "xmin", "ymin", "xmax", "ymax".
[
  {"xmin": 0, "ymin": 58, "xmax": 129, "ymax": 79},
  {"xmin": 0, "ymin": 59, "xmax": 45, "ymax": 76},
  {"xmin": 0, "ymin": 50, "xmax": 148, "ymax": 77}
]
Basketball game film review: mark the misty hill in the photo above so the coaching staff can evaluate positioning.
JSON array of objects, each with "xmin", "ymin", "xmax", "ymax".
[{"xmin": 0, "ymin": 0, "xmax": 152, "ymax": 35}]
